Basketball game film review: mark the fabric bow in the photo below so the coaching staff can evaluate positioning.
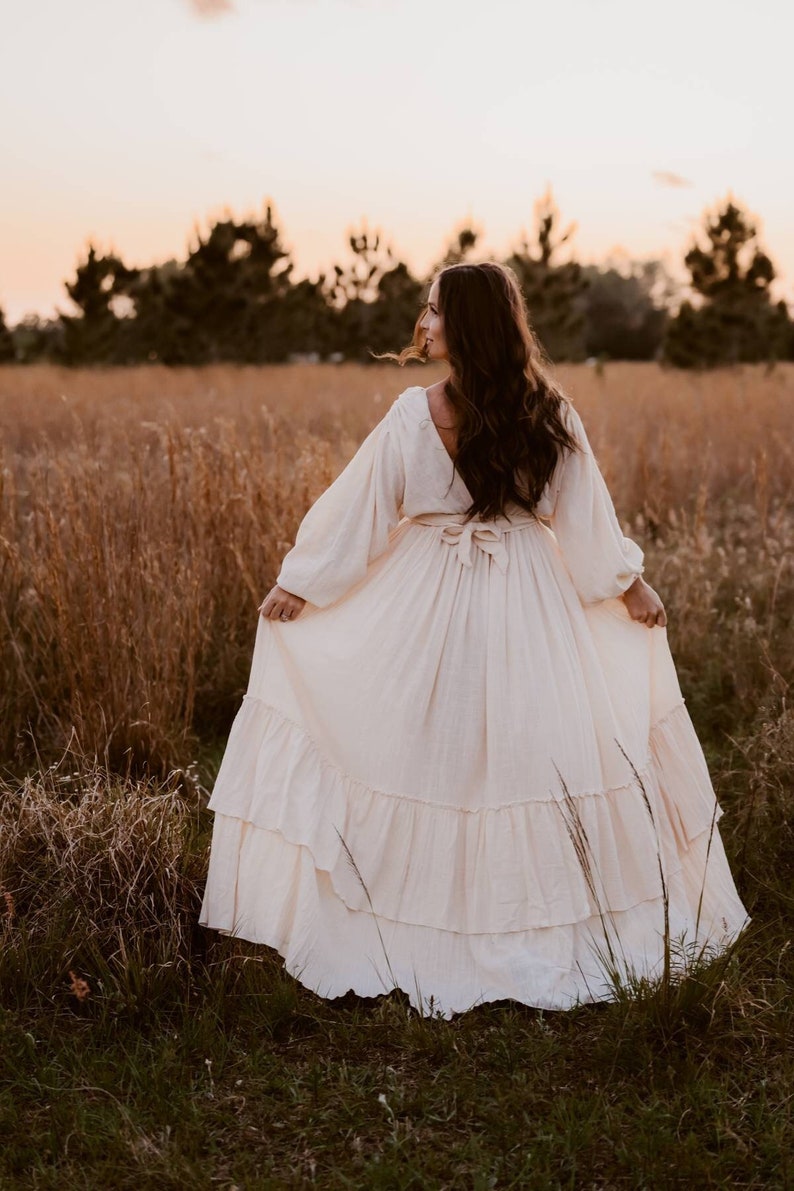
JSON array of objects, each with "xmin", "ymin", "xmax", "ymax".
[{"xmin": 439, "ymin": 522, "xmax": 510, "ymax": 573}]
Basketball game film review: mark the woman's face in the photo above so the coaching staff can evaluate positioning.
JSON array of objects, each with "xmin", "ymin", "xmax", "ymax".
[{"xmin": 419, "ymin": 278, "xmax": 449, "ymax": 362}]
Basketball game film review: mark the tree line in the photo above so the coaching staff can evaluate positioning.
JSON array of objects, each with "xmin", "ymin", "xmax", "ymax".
[{"xmin": 1, "ymin": 192, "xmax": 792, "ymax": 368}]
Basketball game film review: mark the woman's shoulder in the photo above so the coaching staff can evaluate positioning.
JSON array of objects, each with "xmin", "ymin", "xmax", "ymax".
[
  {"xmin": 384, "ymin": 384, "xmax": 428, "ymax": 423},
  {"xmin": 557, "ymin": 395, "xmax": 587, "ymax": 441},
  {"xmin": 391, "ymin": 383, "xmax": 427, "ymax": 408}
]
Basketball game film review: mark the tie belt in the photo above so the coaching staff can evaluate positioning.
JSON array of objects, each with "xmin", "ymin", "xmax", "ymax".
[{"xmin": 409, "ymin": 511, "xmax": 538, "ymax": 573}]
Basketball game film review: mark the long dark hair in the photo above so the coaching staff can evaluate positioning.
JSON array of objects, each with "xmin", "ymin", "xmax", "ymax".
[{"xmin": 391, "ymin": 262, "xmax": 579, "ymax": 520}]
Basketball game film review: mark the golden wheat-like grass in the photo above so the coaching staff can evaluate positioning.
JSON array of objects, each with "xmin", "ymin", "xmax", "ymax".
[{"xmin": 1, "ymin": 361, "xmax": 793, "ymax": 772}]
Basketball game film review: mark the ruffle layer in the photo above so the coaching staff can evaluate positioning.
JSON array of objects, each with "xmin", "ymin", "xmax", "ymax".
[
  {"xmin": 199, "ymin": 813, "xmax": 748, "ymax": 1017},
  {"xmin": 206, "ymin": 697, "xmax": 724, "ymax": 935}
]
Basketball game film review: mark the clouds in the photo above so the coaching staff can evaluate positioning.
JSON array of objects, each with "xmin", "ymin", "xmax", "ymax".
[
  {"xmin": 187, "ymin": 0, "xmax": 235, "ymax": 18},
  {"xmin": 652, "ymin": 171, "xmax": 693, "ymax": 189}
]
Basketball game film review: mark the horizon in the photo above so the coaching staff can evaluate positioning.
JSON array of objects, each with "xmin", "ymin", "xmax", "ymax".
[{"xmin": 2, "ymin": 0, "xmax": 792, "ymax": 323}]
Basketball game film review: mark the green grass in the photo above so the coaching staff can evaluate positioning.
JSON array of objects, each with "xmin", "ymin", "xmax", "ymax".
[{"xmin": 1, "ymin": 928, "xmax": 791, "ymax": 1188}]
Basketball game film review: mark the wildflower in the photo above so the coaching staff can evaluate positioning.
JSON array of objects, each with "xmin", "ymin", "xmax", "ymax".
[{"xmin": 68, "ymin": 970, "xmax": 91, "ymax": 1002}]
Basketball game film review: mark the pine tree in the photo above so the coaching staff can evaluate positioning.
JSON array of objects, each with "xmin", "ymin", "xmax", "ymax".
[
  {"xmin": 367, "ymin": 261, "xmax": 425, "ymax": 356},
  {"xmin": 504, "ymin": 190, "xmax": 588, "ymax": 362},
  {"xmin": 330, "ymin": 227, "xmax": 423, "ymax": 360},
  {"xmin": 581, "ymin": 259, "xmax": 673, "ymax": 360},
  {"xmin": 434, "ymin": 223, "xmax": 480, "ymax": 270},
  {"xmin": 0, "ymin": 306, "xmax": 15, "ymax": 362},
  {"xmin": 664, "ymin": 199, "xmax": 792, "ymax": 367},
  {"xmin": 59, "ymin": 206, "xmax": 325, "ymax": 365},
  {"xmin": 10, "ymin": 315, "xmax": 63, "ymax": 363},
  {"xmin": 166, "ymin": 206, "xmax": 294, "ymax": 363},
  {"xmin": 265, "ymin": 276, "xmax": 337, "ymax": 361},
  {"xmin": 120, "ymin": 260, "xmax": 180, "ymax": 363},
  {"xmin": 60, "ymin": 245, "xmax": 136, "ymax": 363}
]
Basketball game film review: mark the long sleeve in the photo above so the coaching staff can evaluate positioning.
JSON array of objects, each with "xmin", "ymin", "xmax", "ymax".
[
  {"xmin": 276, "ymin": 401, "xmax": 406, "ymax": 608},
  {"xmin": 546, "ymin": 404, "xmax": 644, "ymax": 604}
]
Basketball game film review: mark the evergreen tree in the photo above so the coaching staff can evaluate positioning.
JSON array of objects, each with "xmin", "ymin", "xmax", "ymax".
[
  {"xmin": 11, "ymin": 315, "xmax": 63, "ymax": 363},
  {"xmin": 664, "ymin": 199, "xmax": 792, "ymax": 367},
  {"xmin": 60, "ymin": 244, "xmax": 136, "ymax": 363},
  {"xmin": 0, "ymin": 307, "xmax": 15, "ymax": 362},
  {"xmin": 266, "ymin": 276, "xmax": 337, "ymax": 361},
  {"xmin": 331, "ymin": 225, "xmax": 390, "ymax": 307},
  {"xmin": 434, "ymin": 223, "xmax": 480, "ymax": 270},
  {"xmin": 330, "ymin": 227, "xmax": 423, "ymax": 360},
  {"xmin": 367, "ymin": 260, "xmax": 425, "ymax": 355},
  {"xmin": 118, "ymin": 260, "xmax": 180, "ymax": 363},
  {"xmin": 162, "ymin": 207, "xmax": 294, "ymax": 363},
  {"xmin": 504, "ymin": 190, "xmax": 588, "ymax": 361},
  {"xmin": 57, "ymin": 206, "xmax": 326, "ymax": 365},
  {"xmin": 581, "ymin": 259, "xmax": 673, "ymax": 360}
]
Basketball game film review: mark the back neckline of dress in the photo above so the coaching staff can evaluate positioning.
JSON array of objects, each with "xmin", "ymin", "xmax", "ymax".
[{"xmin": 415, "ymin": 385, "xmax": 457, "ymax": 465}]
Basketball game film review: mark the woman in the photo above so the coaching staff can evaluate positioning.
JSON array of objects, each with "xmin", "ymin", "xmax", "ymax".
[{"xmin": 200, "ymin": 262, "xmax": 748, "ymax": 1016}]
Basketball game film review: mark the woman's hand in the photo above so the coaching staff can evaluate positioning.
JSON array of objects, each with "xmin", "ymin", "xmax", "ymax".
[
  {"xmin": 622, "ymin": 576, "xmax": 667, "ymax": 628},
  {"xmin": 259, "ymin": 584, "xmax": 306, "ymax": 623}
]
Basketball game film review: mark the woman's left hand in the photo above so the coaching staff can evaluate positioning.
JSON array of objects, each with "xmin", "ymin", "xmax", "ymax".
[
  {"xmin": 622, "ymin": 576, "xmax": 667, "ymax": 628},
  {"xmin": 259, "ymin": 584, "xmax": 306, "ymax": 623}
]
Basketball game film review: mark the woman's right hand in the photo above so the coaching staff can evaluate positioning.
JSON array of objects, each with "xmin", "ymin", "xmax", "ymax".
[{"xmin": 622, "ymin": 576, "xmax": 667, "ymax": 628}]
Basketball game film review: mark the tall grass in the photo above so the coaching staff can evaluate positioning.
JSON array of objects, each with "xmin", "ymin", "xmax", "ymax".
[
  {"xmin": 1, "ymin": 374, "xmax": 341, "ymax": 769},
  {"xmin": 1, "ymin": 362, "xmax": 793, "ymax": 1185},
  {"xmin": 2, "ymin": 361, "xmax": 793, "ymax": 774}
]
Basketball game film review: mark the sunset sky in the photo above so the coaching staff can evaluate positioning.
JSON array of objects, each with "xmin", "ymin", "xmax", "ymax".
[{"xmin": 2, "ymin": 0, "xmax": 792, "ymax": 322}]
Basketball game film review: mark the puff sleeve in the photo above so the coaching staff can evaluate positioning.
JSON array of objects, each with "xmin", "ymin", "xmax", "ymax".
[
  {"xmin": 546, "ymin": 404, "xmax": 644, "ymax": 604},
  {"xmin": 275, "ymin": 400, "xmax": 405, "ymax": 608}
]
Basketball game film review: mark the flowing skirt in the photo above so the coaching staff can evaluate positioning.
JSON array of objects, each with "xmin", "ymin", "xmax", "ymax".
[{"xmin": 200, "ymin": 515, "xmax": 748, "ymax": 1016}]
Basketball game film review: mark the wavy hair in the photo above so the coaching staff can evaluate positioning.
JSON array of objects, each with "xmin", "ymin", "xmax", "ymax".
[{"xmin": 389, "ymin": 261, "xmax": 579, "ymax": 520}]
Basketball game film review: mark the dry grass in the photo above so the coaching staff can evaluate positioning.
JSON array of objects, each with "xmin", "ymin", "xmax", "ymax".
[
  {"xmin": 1, "ymin": 361, "xmax": 793, "ymax": 1185},
  {"xmin": 0, "ymin": 756, "xmax": 206, "ymax": 1016},
  {"xmin": 2, "ymin": 361, "xmax": 793, "ymax": 774},
  {"xmin": 1, "ymin": 367, "xmax": 349, "ymax": 769}
]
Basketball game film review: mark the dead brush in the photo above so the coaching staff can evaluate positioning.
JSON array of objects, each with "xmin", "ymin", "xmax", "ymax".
[{"xmin": 0, "ymin": 748, "xmax": 209, "ymax": 1013}]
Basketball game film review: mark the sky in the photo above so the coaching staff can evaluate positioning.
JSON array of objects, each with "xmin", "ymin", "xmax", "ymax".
[{"xmin": 1, "ymin": 0, "xmax": 792, "ymax": 322}]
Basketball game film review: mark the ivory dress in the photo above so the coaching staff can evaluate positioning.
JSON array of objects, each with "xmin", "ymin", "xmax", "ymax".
[{"xmin": 199, "ymin": 385, "xmax": 748, "ymax": 1015}]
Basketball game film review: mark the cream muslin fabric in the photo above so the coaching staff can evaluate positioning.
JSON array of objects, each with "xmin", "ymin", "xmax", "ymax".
[{"xmin": 199, "ymin": 385, "xmax": 748, "ymax": 1015}]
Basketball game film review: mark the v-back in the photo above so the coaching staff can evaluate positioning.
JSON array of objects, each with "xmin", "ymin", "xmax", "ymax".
[{"xmin": 423, "ymin": 384, "xmax": 458, "ymax": 464}]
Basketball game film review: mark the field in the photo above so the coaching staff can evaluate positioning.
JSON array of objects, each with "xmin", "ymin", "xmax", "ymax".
[{"xmin": 1, "ymin": 361, "xmax": 793, "ymax": 1188}]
